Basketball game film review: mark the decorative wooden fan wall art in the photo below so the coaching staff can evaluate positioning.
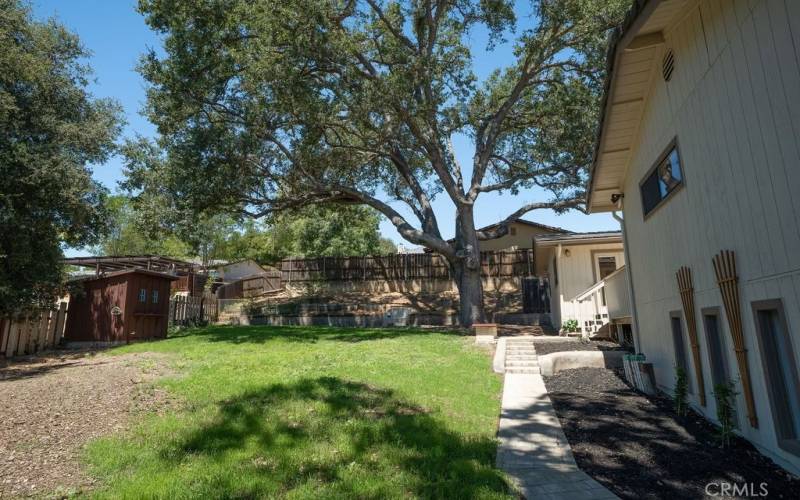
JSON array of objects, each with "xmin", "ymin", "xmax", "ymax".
[
  {"xmin": 676, "ymin": 266, "xmax": 706, "ymax": 406},
  {"xmin": 712, "ymin": 250, "xmax": 758, "ymax": 428}
]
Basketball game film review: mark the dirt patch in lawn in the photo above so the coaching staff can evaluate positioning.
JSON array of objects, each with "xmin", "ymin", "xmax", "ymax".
[
  {"xmin": 544, "ymin": 367, "xmax": 800, "ymax": 499},
  {"xmin": 0, "ymin": 350, "xmax": 176, "ymax": 498},
  {"xmin": 533, "ymin": 339, "xmax": 630, "ymax": 356}
]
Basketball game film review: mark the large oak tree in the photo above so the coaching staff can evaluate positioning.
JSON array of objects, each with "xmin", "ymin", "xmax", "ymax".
[
  {"xmin": 132, "ymin": 0, "xmax": 627, "ymax": 325},
  {"xmin": 0, "ymin": 0, "xmax": 121, "ymax": 315}
]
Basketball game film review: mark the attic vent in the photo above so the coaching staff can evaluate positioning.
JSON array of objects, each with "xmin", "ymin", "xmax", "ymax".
[{"xmin": 662, "ymin": 49, "xmax": 675, "ymax": 81}]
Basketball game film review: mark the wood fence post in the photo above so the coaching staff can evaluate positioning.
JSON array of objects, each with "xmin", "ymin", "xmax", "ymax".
[
  {"xmin": 53, "ymin": 302, "xmax": 67, "ymax": 346},
  {"xmin": 6, "ymin": 320, "xmax": 20, "ymax": 357},
  {"xmin": 0, "ymin": 318, "xmax": 8, "ymax": 356}
]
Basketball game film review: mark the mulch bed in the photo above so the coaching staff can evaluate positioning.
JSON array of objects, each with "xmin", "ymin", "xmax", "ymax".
[
  {"xmin": 544, "ymin": 367, "xmax": 800, "ymax": 499},
  {"xmin": 0, "ymin": 351, "xmax": 176, "ymax": 497},
  {"xmin": 533, "ymin": 339, "xmax": 630, "ymax": 356}
]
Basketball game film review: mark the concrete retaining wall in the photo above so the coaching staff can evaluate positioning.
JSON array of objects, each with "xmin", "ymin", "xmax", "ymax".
[{"xmin": 538, "ymin": 350, "xmax": 626, "ymax": 376}]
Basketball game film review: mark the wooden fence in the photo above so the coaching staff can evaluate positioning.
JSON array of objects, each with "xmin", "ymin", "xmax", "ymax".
[
  {"xmin": 216, "ymin": 271, "xmax": 282, "ymax": 300},
  {"xmin": 0, "ymin": 302, "xmax": 68, "ymax": 358},
  {"xmin": 168, "ymin": 295, "xmax": 218, "ymax": 325},
  {"xmin": 280, "ymin": 249, "xmax": 535, "ymax": 282}
]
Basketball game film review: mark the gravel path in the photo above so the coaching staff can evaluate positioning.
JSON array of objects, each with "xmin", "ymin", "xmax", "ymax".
[
  {"xmin": 0, "ymin": 351, "xmax": 175, "ymax": 498},
  {"xmin": 544, "ymin": 367, "xmax": 800, "ymax": 499}
]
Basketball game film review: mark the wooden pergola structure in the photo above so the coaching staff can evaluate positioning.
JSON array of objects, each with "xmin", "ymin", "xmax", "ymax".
[{"xmin": 64, "ymin": 255, "xmax": 198, "ymax": 276}]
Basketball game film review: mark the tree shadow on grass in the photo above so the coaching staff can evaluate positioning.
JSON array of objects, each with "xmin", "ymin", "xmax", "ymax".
[
  {"xmin": 161, "ymin": 376, "xmax": 511, "ymax": 498},
  {"xmin": 169, "ymin": 324, "xmax": 462, "ymax": 345}
]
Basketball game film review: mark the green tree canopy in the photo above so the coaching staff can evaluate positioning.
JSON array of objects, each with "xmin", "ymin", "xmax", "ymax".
[
  {"xmin": 132, "ymin": 0, "xmax": 627, "ymax": 325},
  {"xmin": 267, "ymin": 205, "xmax": 397, "ymax": 260},
  {"xmin": 96, "ymin": 195, "xmax": 193, "ymax": 258},
  {"xmin": 98, "ymin": 194, "xmax": 396, "ymax": 265},
  {"xmin": 0, "ymin": 0, "xmax": 122, "ymax": 315}
]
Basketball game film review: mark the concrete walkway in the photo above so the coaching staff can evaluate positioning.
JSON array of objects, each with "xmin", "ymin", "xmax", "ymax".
[{"xmin": 496, "ymin": 338, "xmax": 618, "ymax": 499}]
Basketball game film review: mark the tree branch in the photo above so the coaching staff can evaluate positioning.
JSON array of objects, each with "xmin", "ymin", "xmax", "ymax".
[{"xmin": 476, "ymin": 198, "xmax": 585, "ymax": 241}]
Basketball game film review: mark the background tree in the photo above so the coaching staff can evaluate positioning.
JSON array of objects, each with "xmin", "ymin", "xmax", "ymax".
[
  {"xmin": 96, "ymin": 195, "xmax": 193, "ymax": 257},
  {"xmin": 0, "ymin": 0, "xmax": 122, "ymax": 315},
  {"xmin": 269, "ymin": 205, "xmax": 397, "ymax": 259},
  {"xmin": 132, "ymin": 0, "xmax": 627, "ymax": 325}
]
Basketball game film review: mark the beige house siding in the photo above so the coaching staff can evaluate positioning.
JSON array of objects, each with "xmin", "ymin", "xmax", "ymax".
[
  {"xmin": 540, "ymin": 242, "xmax": 625, "ymax": 331},
  {"xmin": 619, "ymin": 0, "xmax": 800, "ymax": 474},
  {"xmin": 556, "ymin": 244, "xmax": 625, "ymax": 331}
]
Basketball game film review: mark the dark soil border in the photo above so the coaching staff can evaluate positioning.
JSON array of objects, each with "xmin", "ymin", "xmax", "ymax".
[{"xmin": 543, "ymin": 367, "xmax": 800, "ymax": 499}]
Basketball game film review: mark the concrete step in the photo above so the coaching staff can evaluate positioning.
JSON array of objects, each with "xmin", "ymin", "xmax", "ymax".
[
  {"xmin": 506, "ymin": 367, "xmax": 541, "ymax": 374},
  {"xmin": 506, "ymin": 357, "xmax": 538, "ymax": 363},
  {"xmin": 506, "ymin": 363, "xmax": 540, "ymax": 369},
  {"xmin": 506, "ymin": 348, "xmax": 536, "ymax": 354}
]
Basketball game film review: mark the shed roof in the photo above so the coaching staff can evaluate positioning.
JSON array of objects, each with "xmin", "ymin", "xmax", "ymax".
[
  {"xmin": 69, "ymin": 268, "xmax": 180, "ymax": 283},
  {"xmin": 64, "ymin": 255, "xmax": 197, "ymax": 274}
]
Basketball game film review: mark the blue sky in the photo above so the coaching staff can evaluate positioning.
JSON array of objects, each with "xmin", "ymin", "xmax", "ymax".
[{"xmin": 31, "ymin": 0, "xmax": 619, "ymax": 255}]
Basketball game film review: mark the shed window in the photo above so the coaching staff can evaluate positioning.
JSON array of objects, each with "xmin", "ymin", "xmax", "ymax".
[
  {"xmin": 753, "ymin": 300, "xmax": 800, "ymax": 455},
  {"xmin": 152, "ymin": 290, "xmax": 159, "ymax": 304},
  {"xmin": 641, "ymin": 141, "xmax": 683, "ymax": 217},
  {"xmin": 509, "ymin": 226, "xmax": 517, "ymax": 236},
  {"xmin": 139, "ymin": 288, "xmax": 147, "ymax": 303}
]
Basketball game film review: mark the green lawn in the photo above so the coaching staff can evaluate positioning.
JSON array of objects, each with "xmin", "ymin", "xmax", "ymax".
[{"xmin": 84, "ymin": 325, "xmax": 512, "ymax": 499}]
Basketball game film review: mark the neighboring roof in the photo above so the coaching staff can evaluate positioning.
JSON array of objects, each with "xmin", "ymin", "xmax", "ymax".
[
  {"xmin": 68, "ymin": 268, "xmax": 180, "ymax": 283},
  {"xmin": 430, "ymin": 218, "xmax": 571, "ymax": 251},
  {"xmin": 534, "ymin": 231, "xmax": 623, "ymax": 247},
  {"xmin": 64, "ymin": 255, "xmax": 197, "ymax": 274},
  {"xmin": 587, "ymin": 0, "xmax": 687, "ymax": 212},
  {"xmin": 471, "ymin": 218, "xmax": 571, "ymax": 237}
]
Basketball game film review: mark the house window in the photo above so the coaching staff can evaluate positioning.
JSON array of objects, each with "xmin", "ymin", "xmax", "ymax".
[
  {"xmin": 139, "ymin": 288, "xmax": 147, "ymax": 303},
  {"xmin": 753, "ymin": 300, "xmax": 800, "ymax": 455},
  {"xmin": 703, "ymin": 309, "xmax": 731, "ymax": 387},
  {"xmin": 640, "ymin": 140, "xmax": 683, "ymax": 217},
  {"xmin": 509, "ymin": 226, "xmax": 517, "ymax": 236},
  {"xmin": 152, "ymin": 290, "xmax": 159, "ymax": 304},
  {"xmin": 671, "ymin": 311, "xmax": 692, "ymax": 393},
  {"xmin": 703, "ymin": 308, "xmax": 737, "ymax": 426}
]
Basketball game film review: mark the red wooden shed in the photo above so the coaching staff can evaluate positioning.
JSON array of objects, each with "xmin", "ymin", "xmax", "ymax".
[{"xmin": 64, "ymin": 269, "xmax": 178, "ymax": 343}]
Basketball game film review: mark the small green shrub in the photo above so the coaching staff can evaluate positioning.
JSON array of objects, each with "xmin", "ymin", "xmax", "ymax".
[
  {"xmin": 674, "ymin": 365, "xmax": 689, "ymax": 417},
  {"xmin": 562, "ymin": 319, "xmax": 579, "ymax": 333},
  {"xmin": 713, "ymin": 380, "xmax": 738, "ymax": 447}
]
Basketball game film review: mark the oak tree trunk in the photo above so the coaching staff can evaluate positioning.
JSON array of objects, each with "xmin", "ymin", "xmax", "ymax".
[{"xmin": 451, "ymin": 206, "xmax": 486, "ymax": 327}]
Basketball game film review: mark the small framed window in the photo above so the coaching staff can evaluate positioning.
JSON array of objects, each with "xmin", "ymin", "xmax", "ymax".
[
  {"xmin": 509, "ymin": 226, "xmax": 517, "ymax": 236},
  {"xmin": 640, "ymin": 138, "xmax": 684, "ymax": 218},
  {"xmin": 752, "ymin": 299, "xmax": 800, "ymax": 456},
  {"xmin": 152, "ymin": 290, "xmax": 159, "ymax": 304},
  {"xmin": 139, "ymin": 288, "xmax": 147, "ymax": 303}
]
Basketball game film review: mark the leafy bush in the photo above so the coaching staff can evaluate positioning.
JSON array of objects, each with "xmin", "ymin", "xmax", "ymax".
[
  {"xmin": 713, "ymin": 380, "xmax": 738, "ymax": 447},
  {"xmin": 562, "ymin": 319, "xmax": 579, "ymax": 333},
  {"xmin": 674, "ymin": 365, "xmax": 689, "ymax": 417}
]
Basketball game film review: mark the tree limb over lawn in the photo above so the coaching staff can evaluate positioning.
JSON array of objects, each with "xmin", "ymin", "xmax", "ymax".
[{"xmin": 129, "ymin": 0, "xmax": 628, "ymax": 325}]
